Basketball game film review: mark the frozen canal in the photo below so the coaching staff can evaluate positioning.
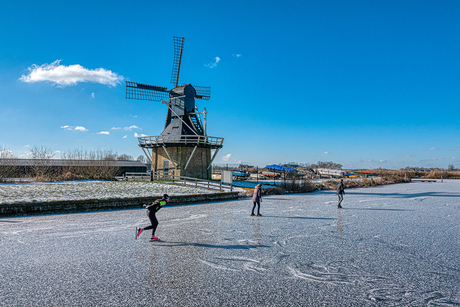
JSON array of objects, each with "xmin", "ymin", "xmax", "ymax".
[{"xmin": 1, "ymin": 180, "xmax": 459, "ymax": 306}]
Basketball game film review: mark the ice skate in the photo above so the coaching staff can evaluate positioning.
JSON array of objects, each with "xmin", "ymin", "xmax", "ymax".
[{"xmin": 136, "ymin": 227, "xmax": 143, "ymax": 239}]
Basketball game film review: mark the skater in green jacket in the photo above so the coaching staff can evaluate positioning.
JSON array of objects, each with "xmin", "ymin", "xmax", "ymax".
[{"xmin": 136, "ymin": 194, "xmax": 169, "ymax": 240}]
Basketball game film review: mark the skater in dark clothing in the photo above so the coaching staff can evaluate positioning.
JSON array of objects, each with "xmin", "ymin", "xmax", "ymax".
[
  {"xmin": 251, "ymin": 183, "xmax": 262, "ymax": 216},
  {"xmin": 337, "ymin": 179, "xmax": 345, "ymax": 208},
  {"xmin": 137, "ymin": 194, "xmax": 169, "ymax": 240}
]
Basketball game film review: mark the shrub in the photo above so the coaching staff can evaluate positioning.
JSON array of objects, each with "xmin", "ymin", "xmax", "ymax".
[{"xmin": 265, "ymin": 187, "xmax": 286, "ymax": 195}]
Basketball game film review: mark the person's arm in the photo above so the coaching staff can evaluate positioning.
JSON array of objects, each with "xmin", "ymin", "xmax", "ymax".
[{"xmin": 145, "ymin": 201, "xmax": 156, "ymax": 209}]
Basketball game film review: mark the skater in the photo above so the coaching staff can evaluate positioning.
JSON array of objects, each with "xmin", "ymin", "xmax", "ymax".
[
  {"xmin": 136, "ymin": 194, "xmax": 169, "ymax": 240},
  {"xmin": 337, "ymin": 179, "xmax": 345, "ymax": 208},
  {"xmin": 251, "ymin": 183, "xmax": 262, "ymax": 216}
]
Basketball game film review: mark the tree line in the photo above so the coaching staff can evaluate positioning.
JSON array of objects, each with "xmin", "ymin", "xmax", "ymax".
[{"xmin": 0, "ymin": 145, "xmax": 146, "ymax": 182}]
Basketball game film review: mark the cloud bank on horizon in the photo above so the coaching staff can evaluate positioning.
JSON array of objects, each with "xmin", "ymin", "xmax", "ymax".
[{"xmin": 19, "ymin": 60, "xmax": 123, "ymax": 87}]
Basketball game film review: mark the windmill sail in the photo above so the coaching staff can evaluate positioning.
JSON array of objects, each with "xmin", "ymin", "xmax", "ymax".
[
  {"xmin": 193, "ymin": 85, "xmax": 211, "ymax": 100},
  {"xmin": 170, "ymin": 36, "xmax": 184, "ymax": 87},
  {"xmin": 126, "ymin": 81, "xmax": 169, "ymax": 102}
]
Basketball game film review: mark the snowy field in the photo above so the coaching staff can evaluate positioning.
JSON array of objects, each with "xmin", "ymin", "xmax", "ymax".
[
  {"xmin": 1, "ymin": 180, "xmax": 459, "ymax": 306},
  {"xmin": 0, "ymin": 180, "xmax": 218, "ymax": 204}
]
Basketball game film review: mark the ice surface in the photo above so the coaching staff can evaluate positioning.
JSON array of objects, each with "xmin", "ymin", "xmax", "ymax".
[{"xmin": 1, "ymin": 180, "xmax": 459, "ymax": 306}]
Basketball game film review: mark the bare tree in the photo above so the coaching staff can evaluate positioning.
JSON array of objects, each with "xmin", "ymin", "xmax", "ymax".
[
  {"xmin": 136, "ymin": 155, "xmax": 146, "ymax": 163},
  {"xmin": 29, "ymin": 145, "xmax": 55, "ymax": 181},
  {"xmin": 0, "ymin": 146, "xmax": 19, "ymax": 182},
  {"xmin": 311, "ymin": 161, "xmax": 343, "ymax": 170},
  {"xmin": 60, "ymin": 148, "xmax": 119, "ymax": 180},
  {"xmin": 116, "ymin": 154, "xmax": 134, "ymax": 161}
]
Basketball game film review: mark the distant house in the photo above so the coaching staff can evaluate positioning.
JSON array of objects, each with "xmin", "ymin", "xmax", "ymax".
[{"xmin": 0, "ymin": 159, "xmax": 147, "ymax": 177}]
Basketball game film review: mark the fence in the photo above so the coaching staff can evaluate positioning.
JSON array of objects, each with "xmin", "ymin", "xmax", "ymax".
[{"xmin": 121, "ymin": 171, "xmax": 234, "ymax": 192}]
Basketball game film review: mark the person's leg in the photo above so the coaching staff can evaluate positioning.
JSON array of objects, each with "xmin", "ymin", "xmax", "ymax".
[
  {"xmin": 256, "ymin": 201, "xmax": 261, "ymax": 216},
  {"xmin": 251, "ymin": 202, "xmax": 256, "ymax": 215},
  {"xmin": 338, "ymin": 194, "xmax": 343, "ymax": 207},
  {"xmin": 139, "ymin": 211, "xmax": 157, "ymax": 237},
  {"xmin": 147, "ymin": 210, "xmax": 159, "ymax": 238},
  {"xmin": 151, "ymin": 215, "xmax": 159, "ymax": 237}
]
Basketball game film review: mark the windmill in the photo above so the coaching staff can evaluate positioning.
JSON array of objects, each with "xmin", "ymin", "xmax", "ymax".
[{"xmin": 126, "ymin": 36, "xmax": 224, "ymax": 179}]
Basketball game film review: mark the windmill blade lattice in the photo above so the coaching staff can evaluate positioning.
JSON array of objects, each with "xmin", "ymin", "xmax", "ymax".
[
  {"xmin": 170, "ymin": 36, "xmax": 185, "ymax": 87},
  {"xmin": 125, "ymin": 81, "xmax": 170, "ymax": 102},
  {"xmin": 192, "ymin": 85, "xmax": 211, "ymax": 100}
]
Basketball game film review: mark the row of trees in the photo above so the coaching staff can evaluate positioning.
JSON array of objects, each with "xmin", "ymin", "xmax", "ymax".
[
  {"xmin": 0, "ymin": 145, "xmax": 147, "ymax": 182},
  {"xmin": 212, "ymin": 161, "xmax": 344, "ymax": 172},
  {"xmin": 215, "ymin": 160, "xmax": 460, "ymax": 173},
  {"xmin": 283, "ymin": 162, "xmax": 344, "ymax": 170}
]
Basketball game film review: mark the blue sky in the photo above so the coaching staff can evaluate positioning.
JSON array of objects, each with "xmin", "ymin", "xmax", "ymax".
[{"xmin": 1, "ymin": 0, "xmax": 459, "ymax": 169}]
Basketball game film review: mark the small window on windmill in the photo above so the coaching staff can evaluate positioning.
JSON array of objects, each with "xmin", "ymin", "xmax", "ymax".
[{"xmin": 163, "ymin": 160, "xmax": 169, "ymax": 171}]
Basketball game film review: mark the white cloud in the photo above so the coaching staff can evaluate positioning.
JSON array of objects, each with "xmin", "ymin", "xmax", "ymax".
[
  {"xmin": 323, "ymin": 151, "xmax": 330, "ymax": 155},
  {"xmin": 232, "ymin": 53, "xmax": 242, "ymax": 58},
  {"xmin": 18, "ymin": 152, "xmax": 34, "ymax": 159},
  {"xmin": 123, "ymin": 135, "xmax": 128, "ymax": 139},
  {"xmin": 61, "ymin": 125, "xmax": 88, "ymax": 131},
  {"xmin": 134, "ymin": 133, "xmax": 148, "ymax": 138},
  {"xmin": 429, "ymin": 147, "xmax": 436, "ymax": 150},
  {"xmin": 360, "ymin": 159, "xmax": 374, "ymax": 163},
  {"xmin": 205, "ymin": 57, "xmax": 221, "ymax": 68},
  {"xmin": 19, "ymin": 60, "xmax": 123, "ymax": 87},
  {"xmin": 97, "ymin": 131, "xmax": 110, "ymax": 135},
  {"xmin": 111, "ymin": 127, "xmax": 121, "ymax": 130},
  {"xmin": 222, "ymin": 154, "xmax": 233, "ymax": 161},
  {"xmin": 124, "ymin": 125, "xmax": 140, "ymax": 131},
  {"xmin": 420, "ymin": 158, "xmax": 438, "ymax": 162},
  {"xmin": 91, "ymin": 93, "xmax": 95, "ymax": 98},
  {"xmin": 0, "ymin": 150, "xmax": 14, "ymax": 158}
]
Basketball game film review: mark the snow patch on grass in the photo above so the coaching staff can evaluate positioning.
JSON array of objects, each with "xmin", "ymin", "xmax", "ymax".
[{"xmin": 0, "ymin": 181, "xmax": 217, "ymax": 204}]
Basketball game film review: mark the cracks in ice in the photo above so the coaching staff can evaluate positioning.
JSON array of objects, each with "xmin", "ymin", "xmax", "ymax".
[
  {"xmin": 199, "ymin": 256, "xmax": 268, "ymax": 273},
  {"xmin": 287, "ymin": 259, "xmax": 460, "ymax": 306},
  {"xmin": 287, "ymin": 260, "xmax": 379, "ymax": 285}
]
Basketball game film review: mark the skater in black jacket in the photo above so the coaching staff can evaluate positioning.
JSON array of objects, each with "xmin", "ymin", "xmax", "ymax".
[
  {"xmin": 136, "ymin": 194, "xmax": 169, "ymax": 240},
  {"xmin": 337, "ymin": 179, "xmax": 345, "ymax": 208},
  {"xmin": 251, "ymin": 183, "xmax": 262, "ymax": 216}
]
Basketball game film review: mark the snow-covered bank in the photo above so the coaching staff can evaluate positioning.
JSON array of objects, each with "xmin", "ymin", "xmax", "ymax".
[{"xmin": 0, "ymin": 181, "xmax": 217, "ymax": 204}]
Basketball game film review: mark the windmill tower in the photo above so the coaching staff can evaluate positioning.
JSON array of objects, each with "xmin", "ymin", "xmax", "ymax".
[{"xmin": 126, "ymin": 36, "xmax": 224, "ymax": 180}]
